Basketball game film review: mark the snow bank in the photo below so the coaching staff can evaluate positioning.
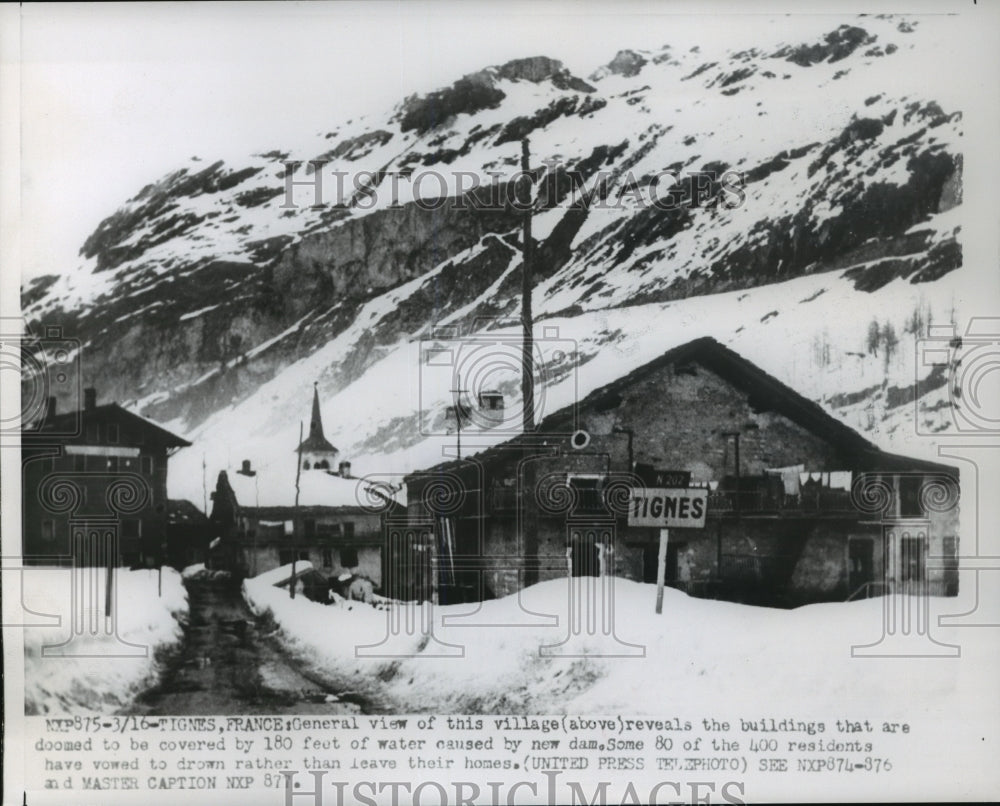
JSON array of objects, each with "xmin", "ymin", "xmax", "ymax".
[
  {"xmin": 243, "ymin": 574, "xmax": 975, "ymax": 716},
  {"xmin": 23, "ymin": 567, "xmax": 189, "ymax": 715},
  {"xmin": 181, "ymin": 562, "xmax": 207, "ymax": 579}
]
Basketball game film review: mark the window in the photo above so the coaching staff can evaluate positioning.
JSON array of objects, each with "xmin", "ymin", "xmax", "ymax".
[
  {"xmin": 107, "ymin": 423, "xmax": 119, "ymax": 444},
  {"xmin": 340, "ymin": 545, "xmax": 358, "ymax": 568},
  {"xmin": 86, "ymin": 454, "xmax": 104, "ymax": 471},
  {"xmin": 141, "ymin": 456, "xmax": 153, "ymax": 474},
  {"xmin": 943, "ymin": 537, "xmax": 959, "ymax": 596},
  {"xmin": 343, "ymin": 522, "xmax": 355, "ymax": 540},
  {"xmin": 73, "ymin": 455, "xmax": 85, "ymax": 472},
  {"xmin": 322, "ymin": 548, "xmax": 333, "ymax": 568},
  {"xmin": 900, "ymin": 535, "xmax": 926, "ymax": 583},
  {"xmin": 303, "ymin": 519, "xmax": 316, "ymax": 539},
  {"xmin": 568, "ymin": 476, "xmax": 606, "ymax": 515},
  {"xmin": 86, "ymin": 423, "xmax": 99, "ymax": 442},
  {"xmin": 279, "ymin": 549, "xmax": 293, "ymax": 565},
  {"xmin": 899, "ymin": 476, "xmax": 923, "ymax": 518},
  {"xmin": 120, "ymin": 457, "xmax": 134, "ymax": 471},
  {"xmin": 106, "ymin": 456, "xmax": 119, "ymax": 472}
]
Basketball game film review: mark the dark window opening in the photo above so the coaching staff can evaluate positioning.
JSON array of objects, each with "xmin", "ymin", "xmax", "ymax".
[
  {"xmin": 943, "ymin": 536, "xmax": 959, "ymax": 596},
  {"xmin": 900, "ymin": 535, "xmax": 926, "ymax": 583},
  {"xmin": 899, "ymin": 476, "xmax": 923, "ymax": 518},
  {"xmin": 569, "ymin": 477, "xmax": 606, "ymax": 515},
  {"xmin": 340, "ymin": 545, "xmax": 359, "ymax": 568}
]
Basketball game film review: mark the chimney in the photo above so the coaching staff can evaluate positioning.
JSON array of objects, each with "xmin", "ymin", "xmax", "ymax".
[
  {"xmin": 46, "ymin": 396, "xmax": 57, "ymax": 420},
  {"xmin": 84, "ymin": 387, "xmax": 97, "ymax": 411},
  {"xmin": 338, "ymin": 460, "xmax": 351, "ymax": 478},
  {"xmin": 238, "ymin": 459, "xmax": 256, "ymax": 477}
]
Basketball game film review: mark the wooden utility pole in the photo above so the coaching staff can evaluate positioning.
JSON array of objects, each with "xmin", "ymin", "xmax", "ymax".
[
  {"xmin": 520, "ymin": 138, "xmax": 538, "ymax": 586},
  {"xmin": 655, "ymin": 528, "xmax": 669, "ymax": 614},
  {"xmin": 450, "ymin": 387, "xmax": 468, "ymax": 459},
  {"xmin": 520, "ymin": 138, "xmax": 535, "ymax": 434},
  {"xmin": 292, "ymin": 420, "xmax": 303, "ymax": 599}
]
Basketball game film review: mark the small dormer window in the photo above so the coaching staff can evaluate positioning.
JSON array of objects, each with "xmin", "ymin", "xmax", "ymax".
[{"xmin": 478, "ymin": 391, "xmax": 504, "ymax": 411}]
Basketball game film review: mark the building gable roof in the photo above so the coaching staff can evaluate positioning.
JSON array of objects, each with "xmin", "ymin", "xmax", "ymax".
[
  {"xmin": 409, "ymin": 336, "xmax": 957, "ymax": 478},
  {"xmin": 26, "ymin": 402, "xmax": 191, "ymax": 448}
]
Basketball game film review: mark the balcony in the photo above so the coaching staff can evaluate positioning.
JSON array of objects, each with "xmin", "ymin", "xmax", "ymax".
[{"xmin": 707, "ymin": 481, "xmax": 855, "ymax": 517}]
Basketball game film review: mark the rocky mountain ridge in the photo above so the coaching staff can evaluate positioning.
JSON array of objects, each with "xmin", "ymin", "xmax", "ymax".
[{"xmin": 21, "ymin": 14, "xmax": 966, "ymax": 494}]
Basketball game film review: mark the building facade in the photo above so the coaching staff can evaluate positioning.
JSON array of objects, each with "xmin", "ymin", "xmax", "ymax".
[
  {"xmin": 21, "ymin": 387, "xmax": 192, "ymax": 566},
  {"xmin": 404, "ymin": 338, "xmax": 960, "ymax": 607}
]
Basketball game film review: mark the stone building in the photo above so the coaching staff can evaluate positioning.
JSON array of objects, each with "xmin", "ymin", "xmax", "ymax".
[{"xmin": 403, "ymin": 337, "xmax": 960, "ymax": 607}]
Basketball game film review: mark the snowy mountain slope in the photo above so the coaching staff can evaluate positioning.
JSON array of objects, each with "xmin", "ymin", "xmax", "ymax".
[{"xmin": 20, "ymin": 14, "xmax": 968, "ymax": 500}]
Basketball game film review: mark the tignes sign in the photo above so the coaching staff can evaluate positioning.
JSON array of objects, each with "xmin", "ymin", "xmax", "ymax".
[{"xmin": 628, "ymin": 487, "xmax": 708, "ymax": 529}]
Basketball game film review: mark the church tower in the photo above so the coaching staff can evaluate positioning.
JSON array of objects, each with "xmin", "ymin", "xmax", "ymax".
[{"xmin": 296, "ymin": 382, "xmax": 339, "ymax": 471}]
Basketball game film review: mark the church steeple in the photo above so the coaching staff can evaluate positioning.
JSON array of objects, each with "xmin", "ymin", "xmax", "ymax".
[{"xmin": 296, "ymin": 382, "xmax": 339, "ymax": 470}]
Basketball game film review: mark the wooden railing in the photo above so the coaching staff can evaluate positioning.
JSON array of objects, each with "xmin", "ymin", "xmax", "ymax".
[{"xmin": 707, "ymin": 489, "xmax": 855, "ymax": 515}]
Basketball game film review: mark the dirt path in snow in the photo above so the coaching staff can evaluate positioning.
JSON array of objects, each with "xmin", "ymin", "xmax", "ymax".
[{"xmin": 126, "ymin": 579, "xmax": 364, "ymax": 715}]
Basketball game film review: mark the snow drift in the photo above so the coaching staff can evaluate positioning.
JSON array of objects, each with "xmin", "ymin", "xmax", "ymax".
[
  {"xmin": 243, "ymin": 568, "xmax": 972, "ymax": 716},
  {"xmin": 22, "ymin": 567, "xmax": 189, "ymax": 714}
]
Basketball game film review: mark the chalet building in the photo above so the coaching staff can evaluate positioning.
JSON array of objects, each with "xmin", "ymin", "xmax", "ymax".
[
  {"xmin": 208, "ymin": 384, "xmax": 402, "ymax": 582},
  {"xmin": 22, "ymin": 387, "xmax": 192, "ymax": 566},
  {"xmin": 403, "ymin": 337, "xmax": 960, "ymax": 608}
]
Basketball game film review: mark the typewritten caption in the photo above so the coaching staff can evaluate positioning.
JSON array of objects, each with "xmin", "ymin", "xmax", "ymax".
[{"xmin": 25, "ymin": 713, "xmax": 917, "ymax": 803}]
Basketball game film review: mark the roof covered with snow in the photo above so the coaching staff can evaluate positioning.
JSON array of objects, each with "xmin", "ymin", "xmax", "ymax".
[{"xmin": 226, "ymin": 466, "xmax": 401, "ymax": 512}]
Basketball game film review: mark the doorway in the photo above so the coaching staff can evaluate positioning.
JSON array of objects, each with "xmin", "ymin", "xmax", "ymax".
[
  {"xmin": 570, "ymin": 530, "xmax": 601, "ymax": 577},
  {"xmin": 848, "ymin": 538, "xmax": 874, "ymax": 595}
]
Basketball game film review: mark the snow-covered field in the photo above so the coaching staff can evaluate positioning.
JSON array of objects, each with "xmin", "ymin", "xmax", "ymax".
[
  {"xmin": 243, "ymin": 564, "xmax": 990, "ymax": 717},
  {"xmin": 22, "ymin": 567, "xmax": 188, "ymax": 714}
]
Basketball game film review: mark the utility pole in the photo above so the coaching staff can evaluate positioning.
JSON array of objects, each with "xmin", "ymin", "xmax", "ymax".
[
  {"xmin": 292, "ymin": 420, "xmax": 303, "ymax": 600},
  {"xmin": 449, "ymin": 387, "xmax": 469, "ymax": 459},
  {"xmin": 520, "ymin": 138, "xmax": 535, "ymax": 435},
  {"xmin": 520, "ymin": 137, "xmax": 538, "ymax": 586}
]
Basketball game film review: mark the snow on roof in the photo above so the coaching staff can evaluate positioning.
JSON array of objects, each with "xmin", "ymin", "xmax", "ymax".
[{"xmin": 226, "ymin": 465, "xmax": 396, "ymax": 511}]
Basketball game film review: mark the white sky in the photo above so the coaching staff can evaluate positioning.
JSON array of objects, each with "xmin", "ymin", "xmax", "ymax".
[{"xmin": 7, "ymin": 0, "xmax": 979, "ymax": 282}]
